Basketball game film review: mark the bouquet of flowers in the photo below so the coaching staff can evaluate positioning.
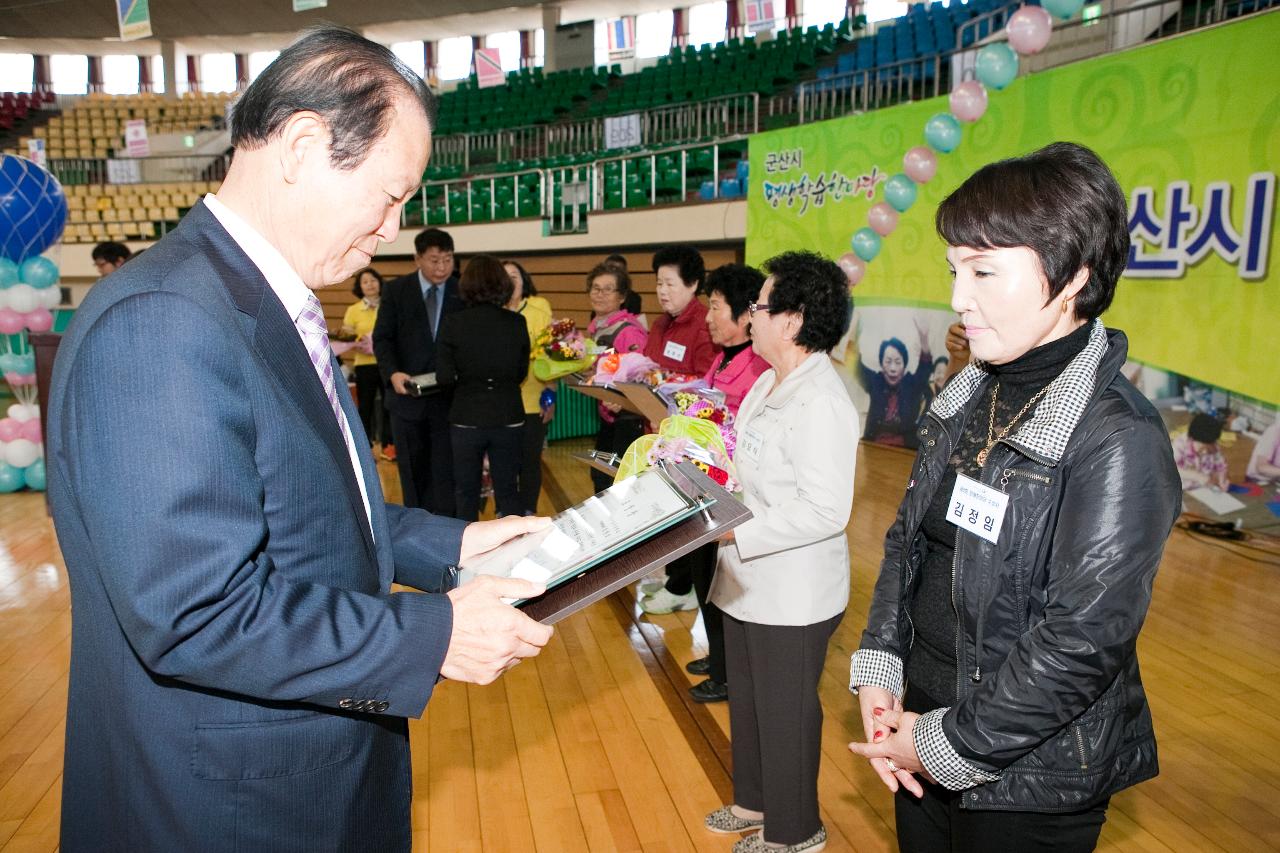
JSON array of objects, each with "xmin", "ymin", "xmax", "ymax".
[
  {"xmin": 590, "ymin": 351, "xmax": 659, "ymax": 385},
  {"xmin": 533, "ymin": 319, "xmax": 598, "ymax": 381},
  {"xmin": 659, "ymin": 382, "xmax": 736, "ymax": 459},
  {"xmin": 616, "ymin": 415, "xmax": 740, "ymax": 492}
]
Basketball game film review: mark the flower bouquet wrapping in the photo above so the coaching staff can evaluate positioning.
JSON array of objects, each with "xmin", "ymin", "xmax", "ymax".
[
  {"xmin": 532, "ymin": 319, "xmax": 598, "ymax": 381},
  {"xmin": 590, "ymin": 351, "xmax": 659, "ymax": 385},
  {"xmin": 616, "ymin": 414, "xmax": 740, "ymax": 492}
]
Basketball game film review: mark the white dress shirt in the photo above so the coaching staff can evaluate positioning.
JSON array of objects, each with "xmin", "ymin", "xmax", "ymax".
[
  {"xmin": 709, "ymin": 351, "xmax": 860, "ymax": 625},
  {"xmin": 203, "ymin": 194, "xmax": 374, "ymax": 536}
]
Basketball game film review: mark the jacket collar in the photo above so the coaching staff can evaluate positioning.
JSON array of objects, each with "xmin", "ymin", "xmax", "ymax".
[
  {"xmin": 929, "ymin": 319, "xmax": 1113, "ymax": 465},
  {"xmin": 761, "ymin": 350, "xmax": 828, "ymax": 409}
]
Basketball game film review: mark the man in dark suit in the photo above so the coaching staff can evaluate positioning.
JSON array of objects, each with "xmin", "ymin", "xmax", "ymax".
[
  {"xmin": 46, "ymin": 28, "xmax": 552, "ymax": 852},
  {"xmin": 373, "ymin": 227, "xmax": 461, "ymax": 514}
]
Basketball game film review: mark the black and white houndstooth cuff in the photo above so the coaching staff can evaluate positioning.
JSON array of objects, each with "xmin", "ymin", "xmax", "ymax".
[
  {"xmin": 913, "ymin": 708, "xmax": 1001, "ymax": 791},
  {"xmin": 849, "ymin": 648, "xmax": 904, "ymax": 698}
]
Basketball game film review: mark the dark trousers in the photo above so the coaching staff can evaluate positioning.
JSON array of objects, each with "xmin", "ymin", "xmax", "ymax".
[
  {"xmin": 390, "ymin": 397, "xmax": 455, "ymax": 516},
  {"xmin": 723, "ymin": 609, "xmax": 844, "ymax": 845},
  {"xmin": 896, "ymin": 685, "xmax": 1109, "ymax": 853},
  {"xmin": 451, "ymin": 424, "xmax": 523, "ymax": 522},
  {"xmin": 518, "ymin": 412, "xmax": 546, "ymax": 515},
  {"xmin": 590, "ymin": 414, "xmax": 646, "ymax": 493},
  {"xmin": 353, "ymin": 365, "xmax": 391, "ymax": 446},
  {"xmin": 667, "ymin": 543, "xmax": 726, "ymax": 682}
]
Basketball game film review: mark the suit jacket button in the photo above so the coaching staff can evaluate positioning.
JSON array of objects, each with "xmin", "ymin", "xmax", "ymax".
[
  {"xmin": 375, "ymin": 701, "xmax": 389, "ymax": 713},
  {"xmin": 339, "ymin": 698, "xmax": 354, "ymax": 709}
]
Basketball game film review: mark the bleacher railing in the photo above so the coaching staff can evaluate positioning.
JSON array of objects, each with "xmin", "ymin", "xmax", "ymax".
[
  {"xmin": 48, "ymin": 153, "xmax": 230, "ymax": 186},
  {"xmin": 798, "ymin": 0, "xmax": 1277, "ymax": 125},
  {"xmin": 405, "ymin": 167, "xmax": 546, "ymax": 227},
  {"xmin": 430, "ymin": 93, "xmax": 758, "ymax": 171}
]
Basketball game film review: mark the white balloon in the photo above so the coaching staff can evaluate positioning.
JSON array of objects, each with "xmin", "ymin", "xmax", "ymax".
[
  {"xmin": 7, "ymin": 404, "xmax": 39, "ymax": 422},
  {"xmin": 4, "ymin": 438, "xmax": 39, "ymax": 468},
  {"xmin": 7, "ymin": 284, "xmax": 37, "ymax": 314},
  {"xmin": 40, "ymin": 286, "xmax": 63, "ymax": 309}
]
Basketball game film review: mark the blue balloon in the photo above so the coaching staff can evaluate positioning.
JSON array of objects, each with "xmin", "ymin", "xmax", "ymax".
[
  {"xmin": 0, "ymin": 155, "xmax": 68, "ymax": 263},
  {"xmin": 0, "ymin": 463, "xmax": 23, "ymax": 493},
  {"xmin": 883, "ymin": 173, "xmax": 919, "ymax": 212},
  {"xmin": 1041, "ymin": 0, "xmax": 1085, "ymax": 19},
  {"xmin": 851, "ymin": 227, "xmax": 882, "ymax": 263},
  {"xmin": 19, "ymin": 255, "xmax": 58, "ymax": 289},
  {"xmin": 0, "ymin": 353, "xmax": 19, "ymax": 373},
  {"xmin": 924, "ymin": 114, "xmax": 963, "ymax": 154},
  {"xmin": 0, "ymin": 258, "xmax": 17, "ymax": 288},
  {"xmin": 23, "ymin": 458, "xmax": 45, "ymax": 491},
  {"xmin": 11, "ymin": 353, "xmax": 34, "ymax": 374},
  {"xmin": 975, "ymin": 43, "xmax": 1019, "ymax": 91}
]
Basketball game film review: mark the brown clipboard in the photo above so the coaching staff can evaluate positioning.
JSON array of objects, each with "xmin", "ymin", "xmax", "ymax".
[
  {"xmin": 518, "ymin": 461, "xmax": 752, "ymax": 625},
  {"xmin": 563, "ymin": 375, "xmax": 638, "ymax": 413},
  {"xmin": 571, "ymin": 451, "xmax": 622, "ymax": 477},
  {"xmin": 615, "ymin": 382, "xmax": 671, "ymax": 428}
]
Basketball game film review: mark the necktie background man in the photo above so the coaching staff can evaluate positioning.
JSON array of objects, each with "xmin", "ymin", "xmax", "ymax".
[{"xmin": 47, "ymin": 26, "xmax": 551, "ymax": 851}]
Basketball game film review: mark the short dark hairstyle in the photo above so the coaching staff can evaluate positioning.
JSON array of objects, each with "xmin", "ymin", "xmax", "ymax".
[
  {"xmin": 705, "ymin": 263, "xmax": 765, "ymax": 322},
  {"xmin": 879, "ymin": 337, "xmax": 908, "ymax": 366},
  {"xmin": 1188, "ymin": 413, "xmax": 1223, "ymax": 444},
  {"xmin": 651, "ymin": 245, "xmax": 705, "ymax": 289},
  {"xmin": 586, "ymin": 263, "xmax": 632, "ymax": 298},
  {"xmin": 761, "ymin": 251, "xmax": 851, "ymax": 354},
  {"xmin": 230, "ymin": 26, "xmax": 435, "ymax": 171},
  {"xmin": 92, "ymin": 241, "xmax": 131, "ymax": 265},
  {"xmin": 352, "ymin": 266, "xmax": 383, "ymax": 299},
  {"xmin": 414, "ymin": 228, "xmax": 454, "ymax": 255},
  {"xmin": 502, "ymin": 259, "xmax": 537, "ymax": 297},
  {"xmin": 623, "ymin": 291, "xmax": 642, "ymax": 315},
  {"xmin": 936, "ymin": 141, "xmax": 1129, "ymax": 321},
  {"xmin": 459, "ymin": 254, "xmax": 513, "ymax": 307},
  {"xmin": 604, "ymin": 253, "xmax": 628, "ymax": 271}
]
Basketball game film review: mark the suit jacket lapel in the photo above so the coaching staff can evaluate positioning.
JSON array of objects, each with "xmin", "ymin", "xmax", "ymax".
[
  {"xmin": 335, "ymin": 366, "xmax": 392, "ymax": 584},
  {"xmin": 183, "ymin": 202, "xmax": 378, "ymax": 565}
]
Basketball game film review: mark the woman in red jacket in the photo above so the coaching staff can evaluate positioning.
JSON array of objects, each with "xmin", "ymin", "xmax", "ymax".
[{"xmin": 643, "ymin": 245, "xmax": 718, "ymax": 377}]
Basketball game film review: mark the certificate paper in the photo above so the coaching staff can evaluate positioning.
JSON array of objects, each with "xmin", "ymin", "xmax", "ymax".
[{"xmin": 459, "ymin": 467, "xmax": 710, "ymax": 595}]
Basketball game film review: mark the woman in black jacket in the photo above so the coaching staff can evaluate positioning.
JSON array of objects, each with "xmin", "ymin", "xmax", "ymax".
[
  {"xmin": 848, "ymin": 143, "xmax": 1181, "ymax": 853},
  {"xmin": 436, "ymin": 255, "xmax": 530, "ymax": 522}
]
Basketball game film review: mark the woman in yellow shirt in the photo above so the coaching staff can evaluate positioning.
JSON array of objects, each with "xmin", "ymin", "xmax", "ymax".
[
  {"xmin": 505, "ymin": 260, "xmax": 553, "ymax": 515},
  {"xmin": 341, "ymin": 268, "xmax": 391, "ymax": 454}
]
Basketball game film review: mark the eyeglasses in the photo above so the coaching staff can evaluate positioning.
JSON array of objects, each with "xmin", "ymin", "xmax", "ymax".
[
  {"xmin": 590, "ymin": 285, "xmax": 618, "ymax": 295},
  {"xmin": 747, "ymin": 302, "xmax": 773, "ymax": 317}
]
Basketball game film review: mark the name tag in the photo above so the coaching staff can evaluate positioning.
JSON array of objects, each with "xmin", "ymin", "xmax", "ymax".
[
  {"xmin": 739, "ymin": 426, "xmax": 765, "ymax": 463},
  {"xmin": 947, "ymin": 474, "xmax": 1009, "ymax": 544},
  {"xmin": 663, "ymin": 340, "xmax": 687, "ymax": 362}
]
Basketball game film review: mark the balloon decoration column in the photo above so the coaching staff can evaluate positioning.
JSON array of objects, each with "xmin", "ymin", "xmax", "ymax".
[
  {"xmin": 0, "ymin": 154, "xmax": 69, "ymax": 493},
  {"xmin": 837, "ymin": 1, "xmax": 1080, "ymax": 292}
]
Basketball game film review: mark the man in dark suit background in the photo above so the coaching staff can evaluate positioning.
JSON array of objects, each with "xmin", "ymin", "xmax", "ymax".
[
  {"xmin": 47, "ymin": 27, "xmax": 552, "ymax": 852},
  {"xmin": 374, "ymin": 227, "xmax": 462, "ymax": 514}
]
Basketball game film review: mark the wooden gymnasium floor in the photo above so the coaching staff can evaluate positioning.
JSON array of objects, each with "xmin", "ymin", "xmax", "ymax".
[{"xmin": 2, "ymin": 437, "xmax": 1279, "ymax": 852}]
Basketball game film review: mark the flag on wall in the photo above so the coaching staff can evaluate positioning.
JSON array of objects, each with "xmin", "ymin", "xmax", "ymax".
[
  {"xmin": 607, "ymin": 16, "xmax": 636, "ymax": 61},
  {"xmin": 116, "ymin": 0, "xmax": 151, "ymax": 41},
  {"xmin": 744, "ymin": 0, "xmax": 776, "ymax": 34},
  {"xmin": 474, "ymin": 48, "xmax": 505, "ymax": 88}
]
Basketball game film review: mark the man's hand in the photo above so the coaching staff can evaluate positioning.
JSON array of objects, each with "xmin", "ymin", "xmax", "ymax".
[
  {"xmin": 460, "ymin": 515, "xmax": 552, "ymax": 564},
  {"xmin": 540, "ymin": 403, "xmax": 556, "ymax": 425},
  {"xmin": 390, "ymin": 371, "xmax": 412, "ymax": 395},
  {"xmin": 441, "ymin": 576, "xmax": 553, "ymax": 684}
]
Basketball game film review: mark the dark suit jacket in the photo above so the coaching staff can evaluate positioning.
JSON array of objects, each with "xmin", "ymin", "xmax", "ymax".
[
  {"xmin": 47, "ymin": 201, "xmax": 468, "ymax": 852},
  {"xmin": 436, "ymin": 303, "xmax": 530, "ymax": 427},
  {"xmin": 372, "ymin": 270, "xmax": 463, "ymax": 421}
]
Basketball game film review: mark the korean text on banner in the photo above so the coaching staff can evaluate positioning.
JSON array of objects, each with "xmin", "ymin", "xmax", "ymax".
[{"xmin": 124, "ymin": 120, "xmax": 150, "ymax": 158}]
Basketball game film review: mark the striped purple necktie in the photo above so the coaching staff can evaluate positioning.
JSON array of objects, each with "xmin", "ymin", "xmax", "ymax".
[{"xmin": 296, "ymin": 293, "xmax": 350, "ymax": 439}]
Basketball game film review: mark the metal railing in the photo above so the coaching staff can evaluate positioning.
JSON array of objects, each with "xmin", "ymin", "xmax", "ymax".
[
  {"xmin": 48, "ymin": 152, "xmax": 229, "ymax": 186},
  {"xmin": 430, "ymin": 93, "xmax": 758, "ymax": 170},
  {"xmin": 402, "ymin": 168, "xmax": 545, "ymax": 228},
  {"xmin": 797, "ymin": 0, "xmax": 1277, "ymax": 125},
  {"xmin": 588, "ymin": 138, "xmax": 748, "ymax": 210}
]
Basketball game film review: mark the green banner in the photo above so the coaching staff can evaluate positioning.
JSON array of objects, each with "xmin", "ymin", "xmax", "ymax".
[{"xmin": 746, "ymin": 13, "xmax": 1280, "ymax": 406}]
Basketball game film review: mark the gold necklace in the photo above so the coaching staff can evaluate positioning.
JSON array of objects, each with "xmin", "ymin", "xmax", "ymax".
[{"xmin": 977, "ymin": 382, "xmax": 1052, "ymax": 467}]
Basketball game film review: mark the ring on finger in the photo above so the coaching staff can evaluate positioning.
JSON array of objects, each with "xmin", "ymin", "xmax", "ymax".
[{"xmin": 885, "ymin": 758, "xmax": 899, "ymax": 773}]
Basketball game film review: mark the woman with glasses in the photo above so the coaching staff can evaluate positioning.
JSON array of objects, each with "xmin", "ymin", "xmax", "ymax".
[
  {"xmin": 848, "ymin": 143, "xmax": 1181, "ymax": 853},
  {"xmin": 584, "ymin": 262, "xmax": 648, "ymax": 493},
  {"xmin": 705, "ymin": 251, "xmax": 858, "ymax": 853}
]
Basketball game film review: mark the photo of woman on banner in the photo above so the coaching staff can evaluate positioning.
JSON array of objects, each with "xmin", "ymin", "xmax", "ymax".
[{"xmin": 855, "ymin": 314, "xmax": 934, "ymax": 448}]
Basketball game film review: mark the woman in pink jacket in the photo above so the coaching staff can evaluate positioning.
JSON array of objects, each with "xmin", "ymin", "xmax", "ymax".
[{"xmin": 585, "ymin": 263, "xmax": 648, "ymax": 493}]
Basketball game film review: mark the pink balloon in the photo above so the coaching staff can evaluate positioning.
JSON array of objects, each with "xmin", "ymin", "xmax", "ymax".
[
  {"xmin": 17, "ymin": 419, "xmax": 41, "ymax": 443},
  {"xmin": 7, "ymin": 372, "xmax": 36, "ymax": 386},
  {"xmin": 24, "ymin": 308, "xmax": 53, "ymax": 333},
  {"xmin": 0, "ymin": 418, "xmax": 17, "ymax": 442},
  {"xmin": 0, "ymin": 309, "xmax": 23, "ymax": 335},
  {"xmin": 867, "ymin": 202, "xmax": 900, "ymax": 237},
  {"xmin": 949, "ymin": 80, "xmax": 989, "ymax": 122},
  {"xmin": 1006, "ymin": 6, "xmax": 1053, "ymax": 55},
  {"xmin": 903, "ymin": 146, "xmax": 938, "ymax": 184},
  {"xmin": 837, "ymin": 252, "xmax": 866, "ymax": 287}
]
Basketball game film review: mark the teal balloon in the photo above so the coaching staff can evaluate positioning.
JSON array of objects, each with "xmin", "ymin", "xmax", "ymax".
[
  {"xmin": 1042, "ymin": 0, "xmax": 1085, "ymax": 19},
  {"xmin": 0, "ymin": 258, "xmax": 17, "ymax": 288},
  {"xmin": 924, "ymin": 114, "xmax": 963, "ymax": 154},
  {"xmin": 19, "ymin": 255, "xmax": 58, "ymax": 289},
  {"xmin": 23, "ymin": 458, "xmax": 45, "ymax": 491},
  {"xmin": 12, "ymin": 353, "xmax": 34, "ymax": 374},
  {"xmin": 851, "ymin": 228, "xmax": 882, "ymax": 262},
  {"xmin": 0, "ymin": 353, "xmax": 19, "ymax": 373},
  {"xmin": 883, "ymin": 173, "xmax": 919, "ymax": 213},
  {"xmin": 0, "ymin": 463, "xmax": 23, "ymax": 493},
  {"xmin": 975, "ymin": 42, "xmax": 1019, "ymax": 90}
]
